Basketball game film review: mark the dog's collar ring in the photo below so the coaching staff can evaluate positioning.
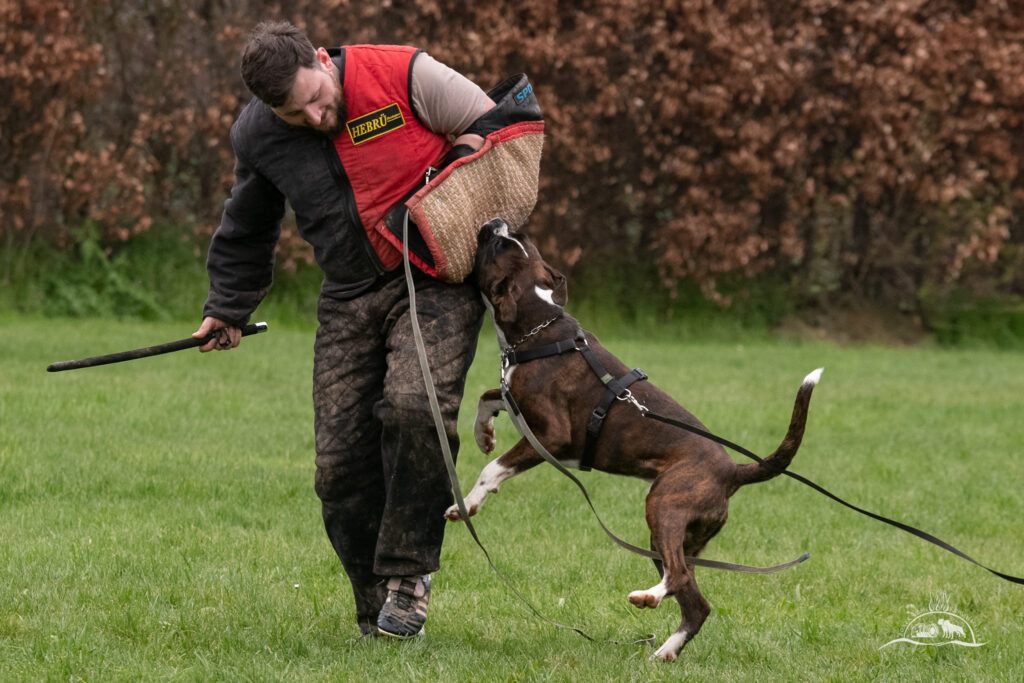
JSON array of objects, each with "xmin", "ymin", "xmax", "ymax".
[{"xmin": 573, "ymin": 330, "xmax": 589, "ymax": 350}]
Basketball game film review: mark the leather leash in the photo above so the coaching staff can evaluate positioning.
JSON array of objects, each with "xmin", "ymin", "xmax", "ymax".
[
  {"xmin": 401, "ymin": 217, "xmax": 808, "ymax": 648},
  {"xmin": 401, "ymin": 217, "xmax": 651, "ymax": 644}
]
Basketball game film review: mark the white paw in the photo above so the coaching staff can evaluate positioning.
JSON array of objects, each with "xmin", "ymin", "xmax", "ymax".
[
  {"xmin": 651, "ymin": 631, "xmax": 688, "ymax": 662},
  {"xmin": 628, "ymin": 578, "xmax": 667, "ymax": 609},
  {"xmin": 444, "ymin": 503, "xmax": 473, "ymax": 521},
  {"xmin": 444, "ymin": 499, "xmax": 482, "ymax": 521},
  {"xmin": 628, "ymin": 589, "xmax": 663, "ymax": 609},
  {"xmin": 651, "ymin": 646, "xmax": 678, "ymax": 663}
]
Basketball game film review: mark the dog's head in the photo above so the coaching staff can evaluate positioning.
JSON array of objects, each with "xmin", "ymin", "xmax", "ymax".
[{"xmin": 474, "ymin": 218, "xmax": 567, "ymax": 328}]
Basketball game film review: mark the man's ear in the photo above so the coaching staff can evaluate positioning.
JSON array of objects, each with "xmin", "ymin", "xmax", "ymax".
[
  {"xmin": 316, "ymin": 47, "xmax": 332, "ymax": 70},
  {"xmin": 544, "ymin": 265, "xmax": 568, "ymax": 306},
  {"xmin": 490, "ymin": 277, "xmax": 521, "ymax": 325}
]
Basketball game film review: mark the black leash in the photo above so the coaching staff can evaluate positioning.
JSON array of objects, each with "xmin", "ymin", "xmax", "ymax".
[{"xmin": 642, "ymin": 410, "xmax": 1024, "ymax": 585}]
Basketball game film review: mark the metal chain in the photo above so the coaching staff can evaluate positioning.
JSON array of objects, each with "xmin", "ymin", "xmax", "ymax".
[{"xmin": 511, "ymin": 316, "xmax": 561, "ymax": 349}]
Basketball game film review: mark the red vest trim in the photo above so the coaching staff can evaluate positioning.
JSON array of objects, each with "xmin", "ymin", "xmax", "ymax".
[{"xmin": 333, "ymin": 45, "xmax": 451, "ymax": 269}]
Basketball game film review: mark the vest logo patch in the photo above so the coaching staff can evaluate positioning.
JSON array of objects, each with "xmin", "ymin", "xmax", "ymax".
[{"xmin": 347, "ymin": 103, "xmax": 405, "ymax": 145}]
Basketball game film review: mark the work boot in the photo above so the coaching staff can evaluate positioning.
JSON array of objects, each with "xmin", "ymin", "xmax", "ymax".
[{"xmin": 377, "ymin": 574, "xmax": 430, "ymax": 638}]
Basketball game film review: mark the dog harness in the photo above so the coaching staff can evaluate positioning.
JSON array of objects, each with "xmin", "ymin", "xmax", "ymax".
[{"xmin": 501, "ymin": 327, "xmax": 648, "ymax": 472}]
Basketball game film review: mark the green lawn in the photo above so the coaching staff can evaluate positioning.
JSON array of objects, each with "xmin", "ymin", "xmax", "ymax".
[{"xmin": 1, "ymin": 315, "xmax": 1022, "ymax": 681}]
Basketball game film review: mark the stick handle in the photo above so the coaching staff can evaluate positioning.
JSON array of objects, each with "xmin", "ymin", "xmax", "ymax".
[{"xmin": 46, "ymin": 322, "xmax": 268, "ymax": 372}]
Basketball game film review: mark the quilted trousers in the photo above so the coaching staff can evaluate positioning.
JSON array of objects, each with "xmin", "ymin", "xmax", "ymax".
[{"xmin": 312, "ymin": 271, "xmax": 484, "ymax": 634}]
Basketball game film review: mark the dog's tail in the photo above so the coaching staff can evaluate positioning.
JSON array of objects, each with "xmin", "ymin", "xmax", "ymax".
[{"xmin": 732, "ymin": 368, "xmax": 823, "ymax": 488}]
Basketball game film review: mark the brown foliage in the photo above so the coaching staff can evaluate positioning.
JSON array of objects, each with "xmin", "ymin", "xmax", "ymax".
[{"xmin": 3, "ymin": 0, "xmax": 1023, "ymax": 308}]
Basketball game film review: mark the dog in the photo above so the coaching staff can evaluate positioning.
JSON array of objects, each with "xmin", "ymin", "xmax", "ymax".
[{"xmin": 445, "ymin": 218, "xmax": 821, "ymax": 662}]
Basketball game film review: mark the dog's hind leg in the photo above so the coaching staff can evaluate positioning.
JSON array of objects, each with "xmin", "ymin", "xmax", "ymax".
[
  {"xmin": 444, "ymin": 438, "xmax": 545, "ymax": 521},
  {"xmin": 474, "ymin": 389, "xmax": 505, "ymax": 454},
  {"xmin": 641, "ymin": 534, "xmax": 712, "ymax": 662},
  {"xmin": 636, "ymin": 478, "xmax": 723, "ymax": 661}
]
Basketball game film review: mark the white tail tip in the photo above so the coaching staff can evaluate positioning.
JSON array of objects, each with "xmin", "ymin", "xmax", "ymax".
[{"xmin": 803, "ymin": 367, "xmax": 824, "ymax": 386}]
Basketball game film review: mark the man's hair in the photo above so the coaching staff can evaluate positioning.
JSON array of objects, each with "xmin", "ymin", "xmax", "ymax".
[{"xmin": 240, "ymin": 21, "xmax": 317, "ymax": 107}]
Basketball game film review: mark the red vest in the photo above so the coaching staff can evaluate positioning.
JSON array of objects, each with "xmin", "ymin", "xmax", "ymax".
[{"xmin": 333, "ymin": 45, "xmax": 451, "ymax": 269}]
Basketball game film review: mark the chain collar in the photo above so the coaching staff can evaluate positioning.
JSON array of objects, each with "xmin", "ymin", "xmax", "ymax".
[{"xmin": 510, "ymin": 315, "xmax": 561, "ymax": 350}]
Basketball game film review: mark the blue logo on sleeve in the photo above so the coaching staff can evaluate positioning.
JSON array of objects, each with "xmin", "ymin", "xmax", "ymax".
[{"xmin": 514, "ymin": 83, "xmax": 534, "ymax": 104}]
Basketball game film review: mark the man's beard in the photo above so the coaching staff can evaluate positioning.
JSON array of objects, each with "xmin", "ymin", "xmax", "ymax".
[{"xmin": 319, "ymin": 81, "xmax": 348, "ymax": 138}]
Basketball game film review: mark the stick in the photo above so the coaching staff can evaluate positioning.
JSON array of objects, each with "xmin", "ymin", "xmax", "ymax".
[{"xmin": 46, "ymin": 322, "xmax": 268, "ymax": 372}]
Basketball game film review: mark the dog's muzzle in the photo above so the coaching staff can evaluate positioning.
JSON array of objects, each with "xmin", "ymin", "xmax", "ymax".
[{"xmin": 480, "ymin": 217, "xmax": 510, "ymax": 242}]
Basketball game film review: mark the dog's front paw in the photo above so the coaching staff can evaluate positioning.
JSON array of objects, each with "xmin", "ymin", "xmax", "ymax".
[
  {"xmin": 444, "ymin": 502, "xmax": 478, "ymax": 522},
  {"xmin": 474, "ymin": 421, "xmax": 496, "ymax": 453}
]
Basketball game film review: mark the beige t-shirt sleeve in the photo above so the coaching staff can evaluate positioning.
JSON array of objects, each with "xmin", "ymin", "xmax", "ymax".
[{"xmin": 410, "ymin": 52, "xmax": 493, "ymax": 138}]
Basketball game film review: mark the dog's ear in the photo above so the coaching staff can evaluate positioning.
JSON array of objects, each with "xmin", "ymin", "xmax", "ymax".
[
  {"xmin": 544, "ymin": 265, "xmax": 568, "ymax": 306},
  {"xmin": 490, "ymin": 277, "xmax": 520, "ymax": 325}
]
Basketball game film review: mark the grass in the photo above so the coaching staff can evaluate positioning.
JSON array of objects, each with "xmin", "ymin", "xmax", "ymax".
[{"xmin": 1, "ymin": 313, "xmax": 1023, "ymax": 681}]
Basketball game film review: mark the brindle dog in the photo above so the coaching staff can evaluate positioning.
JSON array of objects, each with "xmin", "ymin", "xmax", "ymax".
[{"xmin": 447, "ymin": 218, "xmax": 821, "ymax": 661}]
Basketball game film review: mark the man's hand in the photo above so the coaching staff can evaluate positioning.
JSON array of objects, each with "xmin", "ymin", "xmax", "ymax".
[
  {"xmin": 193, "ymin": 316, "xmax": 242, "ymax": 352},
  {"xmin": 453, "ymin": 132, "xmax": 486, "ymax": 151}
]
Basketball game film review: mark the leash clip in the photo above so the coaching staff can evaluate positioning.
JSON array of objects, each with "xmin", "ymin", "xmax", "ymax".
[
  {"xmin": 617, "ymin": 389, "xmax": 649, "ymax": 413},
  {"xmin": 500, "ymin": 350, "xmax": 513, "ymax": 385}
]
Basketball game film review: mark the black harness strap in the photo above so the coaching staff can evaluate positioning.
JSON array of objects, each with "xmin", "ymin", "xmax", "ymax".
[
  {"xmin": 502, "ymin": 336, "xmax": 578, "ymax": 367},
  {"xmin": 577, "ymin": 342, "xmax": 647, "ymax": 471}
]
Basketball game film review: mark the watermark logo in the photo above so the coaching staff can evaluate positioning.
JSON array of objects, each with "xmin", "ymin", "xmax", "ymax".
[{"xmin": 880, "ymin": 595, "xmax": 984, "ymax": 649}]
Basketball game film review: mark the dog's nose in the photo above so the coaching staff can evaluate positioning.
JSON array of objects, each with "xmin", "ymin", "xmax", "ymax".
[
  {"xmin": 478, "ymin": 218, "xmax": 508, "ymax": 245},
  {"xmin": 485, "ymin": 218, "xmax": 509, "ymax": 235}
]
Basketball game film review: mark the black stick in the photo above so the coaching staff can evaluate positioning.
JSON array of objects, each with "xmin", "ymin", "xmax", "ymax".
[{"xmin": 46, "ymin": 322, "xmax": 268, "ymax": 372}]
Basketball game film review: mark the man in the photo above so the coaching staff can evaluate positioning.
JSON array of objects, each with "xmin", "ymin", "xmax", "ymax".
[{"xmin": 193, "ymin": 20, "xmax": 493, "ymax": 639}]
